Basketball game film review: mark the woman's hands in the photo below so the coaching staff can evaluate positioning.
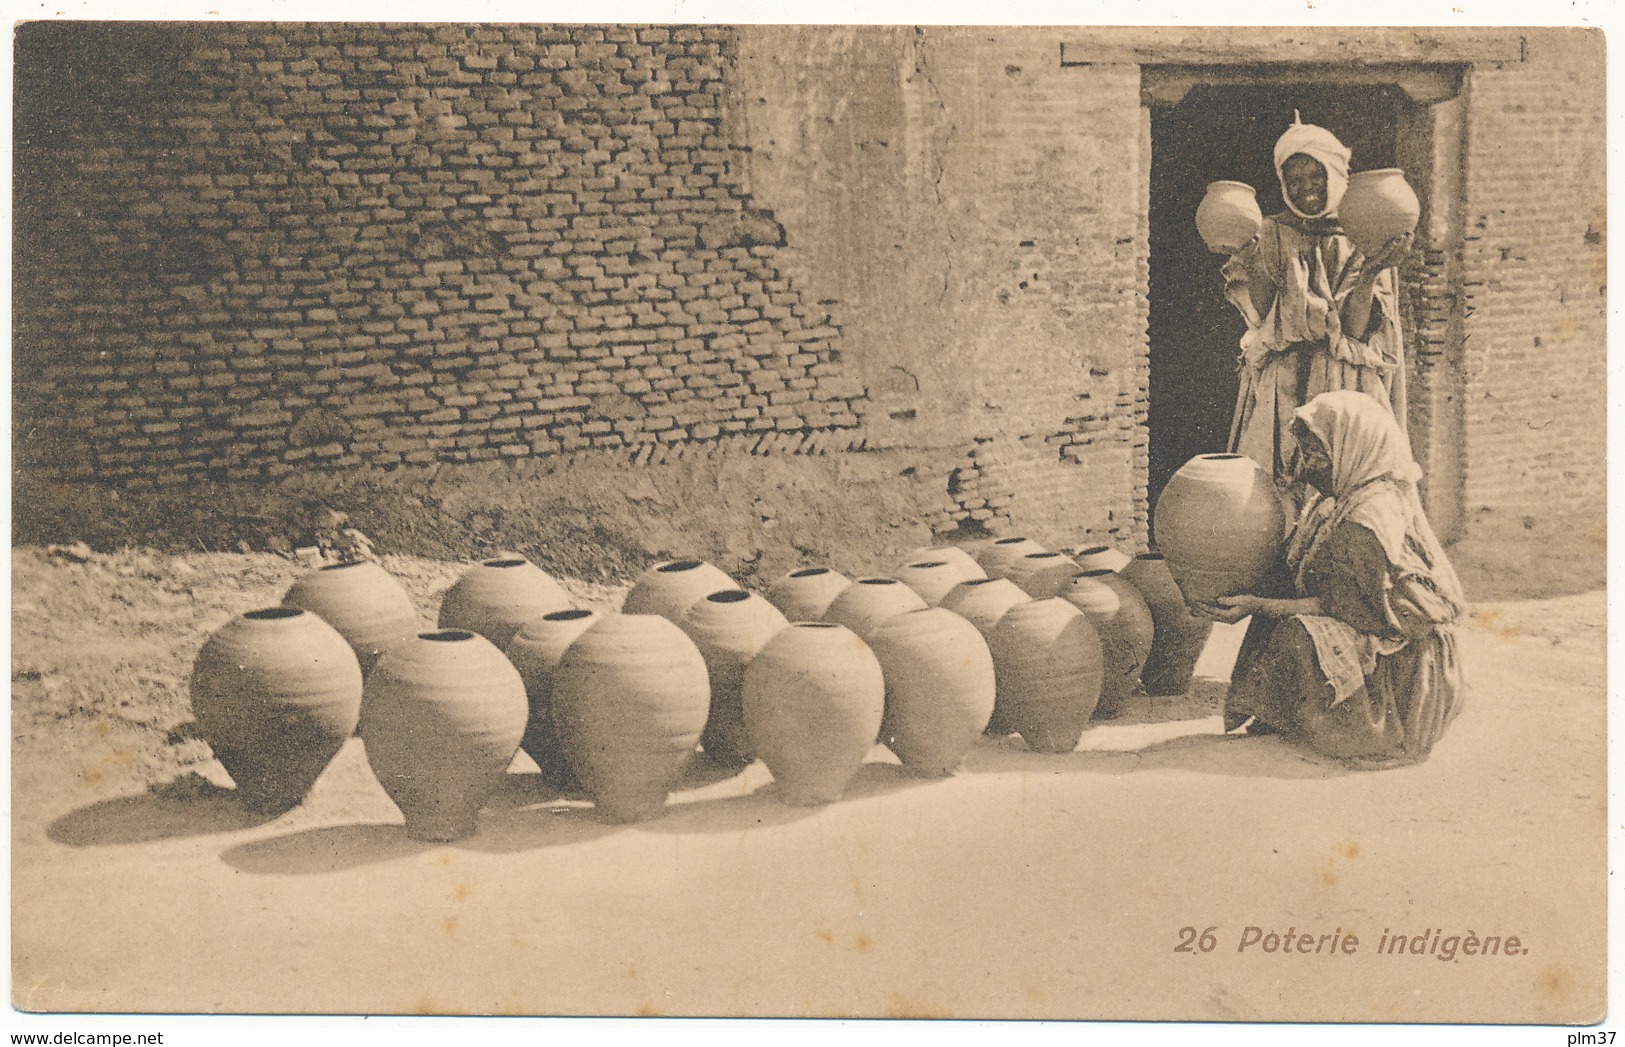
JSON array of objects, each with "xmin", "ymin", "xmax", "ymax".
[
  {"xmin": 1191, "ymin": 594, "xmax": 1269, "ymax": 624},
  {"xmin": 1191, "ymin": 594, "xmax": 1325, "ymax": 623},
  {"xmin": 1361, "ymin": 232, "xmax": 1414, "ymax": 273}
]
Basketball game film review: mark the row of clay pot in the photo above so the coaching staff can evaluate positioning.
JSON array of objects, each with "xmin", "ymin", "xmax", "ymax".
[{"xmin": 190, "ymin": 538, "xmax": 1216, "ymax": 840}]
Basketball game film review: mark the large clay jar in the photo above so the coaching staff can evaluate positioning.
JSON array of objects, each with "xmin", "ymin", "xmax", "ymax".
[
  {"xmin": 1338, "ymin": 168, "xmax": 1420, "ymax": 257},
  {"xmin": 900, "ymin": 545, "xmax": 986, "ymax": 583},
  {"xmin": 1121, "ymin": 553, "xmax": 1213, "ymax": 697},
  {"xmin": 765, "ymin": 566, "xmax": 851, "ymax": 622},
  {"xmin": 1154, "ymin": 453, "xmax": 1286, "ymax": 605},
  {"xmin": 1063, "ymin": 570, "xmax": 1156, "ymax": 717},
  {"xmin": 679, "ymin": 590, "xmax": 789, "ymax": 767},
  {"xmin": 1072, "ymin": 544, "xmax": 1131, "ymax": 575},
  {"xmin": 281, "ymin": 560, "xmax": 420, "ymax": 675},
  {"xmin": 822, "ymin": 577, "xmax": 928, "ymax": 639},
  {"xmin": 190, "ymin": 607, "xmax": 364, "ymax": 814},
  {"xmin": 622, "ymin": 559, "xmax": 739, "ymax": 622},
  {"xmin": 939, "ymin": 577, "xmax": 1031, "ymax": 639},
  {"xmin": 976, "ymin": 536, "xmax": 1048, "ymax": 580},
  {"xmin": 360, "ymin": 629, "xmax": 528, "ymax": 842},
  {"xmin": 988, "ymin": 598, "xmax": 1104, "ymax": 754},
  {"xmin": 742, "ymin": 622, "xmax": 886, "ymax": 806},
  {"xmin": 892, "ymin": 559, "xmax": 978, "ymax": 607},
  {"xmin": 550, "ymin": 614, "xmax": 712, "ymax": 822},
  {"xmin": 1196, "ymin": 180, "xmax": 1263, "ymax": 254},
  {"xmin": 505, "ymin": 608, "xmax": 600, "ymax": 788},
  {"xmin": 1004, "ymin": 551, "xmax": 1082, "ymax": 600},
  {"xmin": 866, "ymin": 608, "xmax": 995, "ymax": 776},
  {"xmin": 437, "ymin": 556, "xmax": 573, "ymax": 649}
]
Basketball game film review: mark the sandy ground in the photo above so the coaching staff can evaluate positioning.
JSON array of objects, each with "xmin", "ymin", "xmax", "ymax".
[{"xmin": 8, "ymin": 548, "xmax": 1607, "ymax": 1022}]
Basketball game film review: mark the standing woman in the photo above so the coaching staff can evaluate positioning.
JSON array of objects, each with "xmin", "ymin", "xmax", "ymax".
[
  {"xmin": 1196, "ymin": 391, "xmax": 1467, "ymax": 767},
  {"xmin": 1220, "ymin": 114, "xmax": 1413, "ymax": 484}
]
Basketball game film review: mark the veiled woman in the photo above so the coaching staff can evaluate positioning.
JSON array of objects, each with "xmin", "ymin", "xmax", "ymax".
[
  {"xmin": 1197, "ymin": 390, "xmax": 1468, "ymax": 767},
  {"xmin": 1221, "ymin": 114, "xmax": 1412, "ymax": 484}
]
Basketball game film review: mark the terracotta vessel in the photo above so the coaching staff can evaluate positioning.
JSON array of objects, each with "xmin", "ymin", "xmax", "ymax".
[
  {"xmin": 1338, "ymin": 168, "xmax": 1420, "ymax": 257},
  {"xmin": 938, "ymin": 576, "xmax": 1032, "ymax": 736},
  {"xmin": 892, "ymin": 559, "xmax": 976, "ymax": 607},
  {"xmin": 550, "ymin": 614, "xmax": 712, "ymax": 822},
  {"xmin": 1154, "ymin": 453, "xmax": 1286, "ymax": 605},
  {"xmin": 1196, "ymin": 180, "xmax": 1264, "ymax": 254},
  {"xmin": 360, "ymin": 629, "xmax": 528, "ymax": 841},
  {"xmin": 765, "ymin": 566, "xmax": 852, "ymax": 622},
  {"xmin": 866, "ymin": 608, "xmax": 995, "ymax": 776},
  {"xmin": 281, "ymin": 559, "xmax": 420, "ymax": 674},
  {"xmin": 1072, "ymin": 544, "xmax": 1131, "ymax": 574},
  {"xmin": 976, "ymin": 536, "xmax": 1048, "ymax": 580},
  {"xmin": 437, "ymin": 556, "xmax": 573, "ymax": 649},
  {"xmin": 505, "ymin": 608, "xmax": 600, "ymax": 788},
  {"xmin": 1004, "ymin": 551, "xmax": 1082, "ymax": 600},
  {"xmin": 988, "ymin": 598, "xmax": 1105, "ymax": 753},
  {"xmin": 822, "ymin": 577, "xmax": 928, "ymax": 639},
  {"xmin": 742, "ymin": 623, "xmax": 886, "ymax": 806},
  {"xmin": 899, "ymin": 545, "xmax": 986, "ymax": 582},
  {"xmin": 679, "ymin": 589, "xmax": 789, "ymax": 767},
  {"xmin": 190, "ymin": 607, "xmax": 364, "ymax": 813},
  {"xmin": 1062, "ymin": 570, "xmax": 1156, "ymax": 717},
  {"xmin": 1121, "ymin": 553, "xmax": 1213, "ymax": 697},
  {"xmin": 622, "ymin": 559, "xmax": 739, "ymax": 622}
]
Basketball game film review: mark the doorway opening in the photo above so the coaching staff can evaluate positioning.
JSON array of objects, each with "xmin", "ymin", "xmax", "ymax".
[{"xmin": 1145, "ymin": 83, "xmax": 1416, "ymax": 518}]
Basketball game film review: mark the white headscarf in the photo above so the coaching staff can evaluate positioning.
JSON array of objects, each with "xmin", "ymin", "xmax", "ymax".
[
  {"xmin": 1273, "ymin": 111, "xmax": 1352, "ymax": 221},
  {"xmin": 1285, "ymin": 391, "xmax": 1465, "ymax": 619}
]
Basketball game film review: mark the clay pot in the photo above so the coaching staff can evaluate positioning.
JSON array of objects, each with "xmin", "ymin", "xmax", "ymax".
[
  {"xmin": 1121, "ymin": 553, "xmax": 1213, "ymax": 697},
  {"xmin": 900, "ymin": 545, "xmax": 986, "ymax": 582},
  {"xmin": 505, "ymin": 609, "xmax": 600, "ymax": 789},
  {"xmin": 281, "ymin": 560, "xmax": 420, "ymax": 675},
  {"xmin": 988, "ymin": 598, "xmax": 1105, "ymax": 754},
  {"xmin": 976, "ymin": 536, "xmax": 1048, "ymax": 579},
  {"xmin": 765, "ymin": 566, "xmax": 852, "ymax": 622},
  {"xmin": 679, "ymin": 589, "xmax": 790, "ymax": 767},
  {"xmin": 437, "ymin": 556, "xmax": 573, "ymax": 649},
  {"xmin": 822, "ymin": 577, "xmax": 928, "ymax": 639},
  {"xmin": 1154, "ymin": 453, "xmax": 1286, "ymax": 605},
  {"xmin": 622, "ymin": 559, "xmax": 739, "ymax": 622},
  {"xmin": 1338, "ymin": 168, "xmax": 1420, "ymax": 257},
  {"xmin": 1004, "ymin": 551, "xmax": 1082, "ymax": 600},
  {"xmin": 190, "ymin": 607, "xmax": 364, "ymax": 814},
  {"xmin": 1196, "ymin": 180, "xmax": 1264, "ymax": 254},
  {"xmin": 742, "ymin": 622, "xmax": 886, "ymax": 806},
  {"xmin": 866, "ymin": 608, "xmax": 995, "ymax": 776},
  {"xmin": 1072, "ymin": 544, "xmax": 1131, "ymax": 574},
  {"xmin": 550, "ymin": 614, "xmax": 712, "ymax": 822},
  {"xmin": 360, "ymin": 629, "xmax": 528, "ymax": 842},
  {"xmin": 939, "ymin": 577, "xmax": 1031, "ymax": 639},
  {"xmin": 1063, "ymin": 570, "xmax": 1156, "ymax": 717},
  {"xmin": 892, "ymin": 559, "xmax": 978, "ymax": 607}
]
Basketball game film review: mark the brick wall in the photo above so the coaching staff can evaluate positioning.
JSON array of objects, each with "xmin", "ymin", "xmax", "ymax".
[
  {"xmin": 1458, "ymin": 29, "xmax": 1607, "ymax": 534},
  {"xmin": 14, "ymin": 23, "xmax": 866, "ymax": 488},
  {"xmin": 734, "ymin": 27, "xmax": 1150, "ymax": 552}
]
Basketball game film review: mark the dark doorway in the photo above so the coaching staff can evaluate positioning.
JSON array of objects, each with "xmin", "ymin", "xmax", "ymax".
[{"xmin": 1146, "ymin": 84, "xmax": 1411, "ymax": 520}]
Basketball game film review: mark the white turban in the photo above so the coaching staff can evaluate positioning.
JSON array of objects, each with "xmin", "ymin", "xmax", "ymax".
[{"xmin": 1273, "ymin": 112, "xmax": 1351, "ymax": 220}]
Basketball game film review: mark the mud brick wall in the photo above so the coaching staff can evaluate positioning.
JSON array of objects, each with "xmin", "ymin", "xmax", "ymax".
[
  {"xmin": 1456, "ymin": 29, "xmax": 1607, "ymax": 535},
  {"xmin": 734, "ymin": 28, "xmax": 1151, "ymax": 552},
  {"xmin": 13, "ymin": 23, "xmax": 866, "ymax": 488}
]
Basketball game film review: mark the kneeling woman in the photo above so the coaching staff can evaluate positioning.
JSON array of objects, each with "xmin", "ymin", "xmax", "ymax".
[{"xmin": 1198, "ymin": 390, "xmax": 1467, "ymax": 766}]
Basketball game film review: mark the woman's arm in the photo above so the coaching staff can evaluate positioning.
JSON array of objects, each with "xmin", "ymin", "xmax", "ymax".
[
  {"xmin": 1221, "ymin": 233, "xmax": 1277, "ymax": 325},
  {"xmin": 1193, "ymin": 593, "xmax": 1324, "ymax": 624}
]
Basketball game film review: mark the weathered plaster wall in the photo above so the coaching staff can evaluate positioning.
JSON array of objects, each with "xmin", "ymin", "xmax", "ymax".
[{"xmin": 735, "ymin": 27, "xmax": 1150, "ymax": 548}]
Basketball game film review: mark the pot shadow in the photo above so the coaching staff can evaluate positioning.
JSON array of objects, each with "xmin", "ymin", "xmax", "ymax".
[
  {"xmin": 965, "ymin": 730, "xmax": 1356, "ymax": 780},
  {"xmin": 220, "ymin": 823, "xmax": 430, "ymax": 875},
  {"xmin": 47, "ymin": 773, "xmax": 285, "ymax": 847},
  {"xmin": 638, "ymin": 760, "xmax": 937, "ymax": 835},
  {"xmin": 453, "ymin": 802, "xmax": 624, "ymax": 854}
]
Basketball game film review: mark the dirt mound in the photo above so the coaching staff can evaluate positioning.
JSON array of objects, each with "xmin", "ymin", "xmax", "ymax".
[{"xmin": 14, "ymin": 449, "xmax": 960, "ymax": 588}]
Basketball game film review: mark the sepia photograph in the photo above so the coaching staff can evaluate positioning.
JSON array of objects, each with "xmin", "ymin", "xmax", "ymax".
[{"xmin": 7, "ymin": 5, "xmax": 1612, "ymax": 1039}]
